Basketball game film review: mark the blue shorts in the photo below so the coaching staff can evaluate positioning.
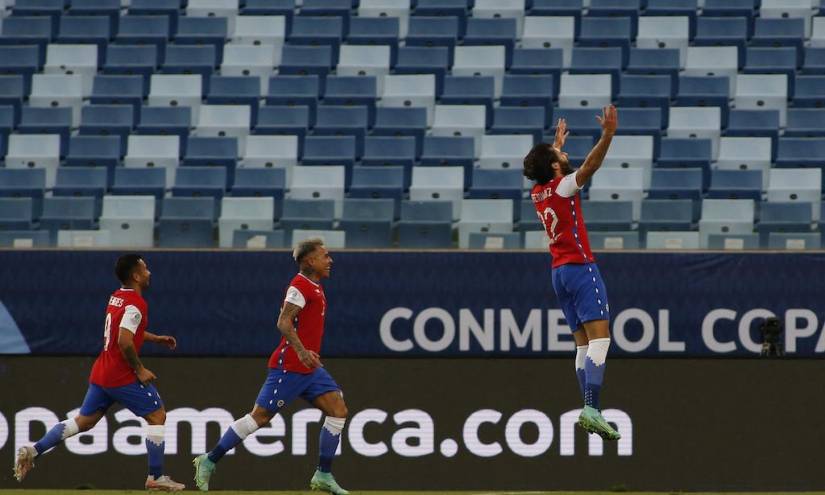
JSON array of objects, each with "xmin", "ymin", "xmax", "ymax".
[
  {"xmin": 552, "ymin": 262, "xmax": 610, "ymax": 331},
  {"xmin": 80, "ymin": 381, "xmax": 164, "ymax": 418},
  {"xmin": 255, "ymin": 367, "xmax": 341, "ymax": 413}
]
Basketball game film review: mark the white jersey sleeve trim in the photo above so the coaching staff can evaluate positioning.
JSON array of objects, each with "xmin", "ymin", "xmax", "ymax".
[
  {"xmin": 120, "ymin": 305, "xmax": 142, "ymax": 334},
  {"xmin": 555, "ymin": 171, "xmax": 583, "ymax": 198},
  {"xmin": 284, "ymin": 285, "xmax": 307, "ymax": 308}
]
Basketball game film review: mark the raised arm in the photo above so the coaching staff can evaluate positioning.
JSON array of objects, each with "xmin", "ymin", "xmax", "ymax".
[
  {"xmin": 553, "ymin": 117, "xmax": 569, "ymax": 151},
  {"xmin": 277, "ymin": 301, "xmax": 322, "ymax": 369},
  {"xmin": 575, "ymin": 105, "xmax": 618, "ymax": 188}
]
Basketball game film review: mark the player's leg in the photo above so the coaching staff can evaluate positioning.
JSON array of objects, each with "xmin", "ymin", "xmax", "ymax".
[
  {"xmin": 573, "ymin": 327, "xmax": 589, "ymax": 401},
  {"xmin": 553, "ymin": 266, "xmax": 588, "ymax": 402},
  {"xmin": 14, "ymin": 385, "xmax": 110, "ymax": 482},
  {"xmin": 581, "ymin": 319, "xmax": 611, "ymax": 411},
  {"xmin": 204, "ymin": 404, "xmax": 273, "ymax": 465},
  {"xmin": 305, "ymin": 369, "xmax": 349, "ymax": 495}
]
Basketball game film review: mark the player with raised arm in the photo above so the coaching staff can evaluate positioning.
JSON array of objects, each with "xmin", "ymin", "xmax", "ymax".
[
  {"xmin": 523, "ymin": 105, "xmax": 622, "ymax": 441},
  {"xmin": 14, "ymin": 254, "xmax": 186, "ymax": 491},
  {"xmin": 193, "ymin": 238, "xmax": 349, "ymax": 494}
]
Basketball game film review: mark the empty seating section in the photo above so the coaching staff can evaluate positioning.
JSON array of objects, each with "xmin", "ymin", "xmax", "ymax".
[{"xmin": 0, "ymin": 1, "xmax": 823, "ymax": 249}]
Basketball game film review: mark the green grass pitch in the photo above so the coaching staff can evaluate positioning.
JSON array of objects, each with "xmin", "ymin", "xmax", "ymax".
[{"xmin": 1, "ymin": 492, "xmax": 824, "ymax": 495}]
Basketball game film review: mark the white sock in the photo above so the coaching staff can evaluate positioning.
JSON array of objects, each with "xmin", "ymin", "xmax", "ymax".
[
  {"xmin": 575, "ymin": 345, "xmax": 589, "ymax": 371},
  {"xmin": 230, "ymin": 414, "xmax": 259, "ymax": 440},
  {"xmin": 323, "ymin": 417, "xmax": 346, "ymax": 436},
  {"xmin": 61, "ymin": 419, "xmax": 80, "ymax": 440},
  {"xmin": 145, "ymin": 425, "xmax": 164, "ymax": 446},
  {"xmin": 587, "ymin": 338, "xmax": 610, "ymax": 366}
]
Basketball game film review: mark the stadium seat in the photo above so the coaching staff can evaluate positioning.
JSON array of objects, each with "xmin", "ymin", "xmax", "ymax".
[
  {"xmin": 478, "ymin": 135, "xmax": 535, "ymax": 170},
  {"xmin": 0, "ymin": 47, "xmax": 41, "ymax": 95},
  {"xmin": 220, "ymin": 45, "xmax": 279, "ymax": 93},
  {"xmin": 625, "ymin": 48, "xmax": 680, "ymax": 86},
  {"xmin": 767, "ymin": 232, "xmax": 822, "ymax": 250},
  {"xmin": 500, "ymin": 75, "xmax": 555, "ymax": 116},
  {"xmin": 288, "ymin": 16, "xmax": 344, "ymax": 62},
  {"xmin": 392, "ymin": 47, "xmax": 450, "ymax": 97},
  {"xmin": 290, "ymin": 229, "xmax": 346, "ymax": 248},
  {"xmin": 39, "ymin": 197, "xmax": 97, "ymax": 238},
  {"xmin": 161, "ymin": 45, "xmax": 217, "ymax": 90},
  {"xmin": 570, "ymin": 47, "xmax": 624, "ymax": 91},
  {"xmin": 325, "ymin": 75, "xmax": 379, "ymax": 125},
  {"xmin": 240, "ymin": 135, "xmax": 298, "ymax": 183},
  {"xmin": 0, "ymin": 198, "xmax": 35, "ymax": 231},
  {"xmin": 645, "ymin": 0, "xmax": 698, "ymax": 32},
  {"xmin": 587, "ymin": 231, "xmax": 641, "ymax": 250},
  {"xmin": 523, "ymin": 229, "xmax": 552, "ymax": 250},
  {"xmin": 784, "ymin": 109, "xmax": 825, "ymax": 137},
  {"xmin": 232, "ymin": 229, "xmax": 286, "ymax": 249},
  {"xmin": 508, "ymin": 48, "xmax": 563, "ymax": 90},
  {"xmin": 279, "ymin": 44, "xmax": 334, "ymax": 78},
  {"xmin": 466, "ymin": 232, "xmax": 522, "ymax": 249},
  {"xmin": 648, "ymin": 169, "xmax": 704, "ymax": 203},
  {"xmin": 577, "ymin": 16, "xmax": 633, "ymax": 64},
  {"xmin": 196, "ymin": 105, "xmax": 252, "ymax": 148},
  {"xmin": 588, "ymin": 168, "xmax": 645, "ymax": 220},
  {"xmin": 99, "ymin": 195, "xmax": 156, "ymax": 247},
  {"xmin": 346, "ymin": 18, "xmax": 400, "ymax": 66},
  {"xmin": 4, "ymin": 134, "xmax": 61, "ymax": 188},
  {"xmin": 563, "ymin": 135, "xmax": 597, "ymax": 164},
  {"xmin": 674, "ymin": 76, "xmax": 730, "ymax": 125},
  {"xmin": 558, "ymin": 73, "xmax": 612, "ymax": 108},
  {"xmin": 18, "ymin": 107, "xmax": 73, "ymax": 156},
  {"xmin": 518, "ymin": 200, "xmax": 542, "ymax": 232},
  {"xmin": 288, "ymin": 166, "xmax": 346, "ymax": 217},
  {"xmin": 473, "ymin": 0, "xmax": 526, "ymax": 37},
  {"xmin": 231, "ymin": 15, "xmax": 286, "ymax": 46},
  {"xmin": 129, "ymin": 0, "xmax": 181, "ymax": 32},
  {"xmin": 0, "ymin": 169, "xmax": 46, "ymax": 218},
  {"xmin": 440, "ymin": 76, "xmax": 495, "ymax": 121},
  {"xmin": 206, "ymin": 76, "xmax": 262, "ymax": 125},
  {"xmin": 457, "ymin": 199, "xmax": 513, "ymax": 248},
  {"xmin": 645, "ymin": 231, "xmax": 700, "ymax": 249},
  {"xmin": 552, "ymin": 107, "xmax": 605, "ymax": 140},
  {"xmin": 813, "ymin": 16, "xmax": 825, "ymax": 47},
  {"xmin": 452, "ymin": 46, "xmax": 507, "ymax": 98},
  {"xmin": 751, "ymin": 18, "xmax": 805, "ymax": 53},
  {"xmin": 53, "ymin": 168, "xmax": 108, "ymax": 215},
  {"xmin": 744, "ymin": 47, "xmax": 798, "ymax": 95},
  {"xmin": 79, "ymin": 105, "xmax": 135, "ymax": 145},
  {"xmin": 0, "ymin": 17, "xmax": 53, "ymax": 65},
  {"xmin": 793, "ymin": 75, "xmax": 825, "ymax": 107},
  {"xmin": 56, "ymin": 229, "xmax": 112, "ymax": 248},
  {"xmin": 90, "ymin": 75, "xmax": 146, "ymax": 113},
  {"xmin": 111, "ymin": 168, "xmax": 167, "ymax": 201},
  {"xmin": 380, "ymin": 74, "xmax": 436, "ymax": 127},
  {"xmin": 703, "ymin": 0, "xmax": 757, "ymax": 26},
  {"xmin": 462, "ymin": 18, "xmax": 518, "ymax": 66},
  {"xmin": 172, "ymin": 166, "xmax": 227, "ymax": 199},
  {"xmin": 406, "ymin": 16, "xmax": 460, "ymax": 56},
  {"xmin": 361, "ymin": 136, "xmax": 416, "ymax": 181},
  {"xmin": 725, "ymin": 110, "xmax": 780, "ymax": 145},
  {"xmin": 408, "ymin": 166, "xmax": 464, "ymax": 220},
  {"xmin": 706, "ymin": 233, "xmax": 760, "ymax": 250},
  {"xmin": 616, "ymin": 75, "xmax": 672, "ymax": 117},
  {"xmin": 639, "ymin": 199, "xmax": 694, "ymax": 234},
  {"xmin": 602, "ymin": 135, "xmax": 654, "ymax": 188},
  {"xmin": 339, "ymin": 198, "xmax": 395, "ymax": 248},
  {"xmin": 254, "ymin": 104, "xmax": 310, "ymax": 141},
  {"xmin": 181, "ymin": 137, "xmax": 238, "ymax": 182},
  {"xmin": 734, "ymin": 74, "xmax": 788, "ymax": 126},
  {"xmin": 656, "ymin": 138, "xmax": 713, "ymax": 186},
  {"xmin": 29, "ymin": 74, "xmax": 83, "ymax": 126},
  {"xmin": 698, "ymin": 199, "xmax": 755, "ymax": 247},
  {"xmin": 56, "ymin": 16, "xmax": 110, "ymax": 63},
  {"xmin": 581, "ymin": 201, "xmax": 634, "ymax": 231},
  {"xmin": 767, "ymin": 168, "xmax": 822, "ymax": 220},
  {"xmin": 667, "ymin": 107, "xmax": 722, "ymax": 159},
  {"xmin": 187, "ymin": 0, "xmax": 239, "ymax": 31},
  {"xmin": 158, "ymin": 197, "xmax": 216, "ymax": 248},
  {"xmin": 218, "ymin": 197, "xmax": 274, "ymax": 247},
  {"xmin": 336, "ymin": 46, "xmax": 390, "ymax": 96},
  {"xmin": 230, "ymin": 168, "xmax": 286, "ymax": 218},
  {"xmin": 301, "ymin": 135, "xmax": 356, "ymax": 181},
  {"xmin": 175, "ymin": 17, "xmax": 228, "ymax": 58},
  {"xmin": 694, "ymin": 17, "xmax": 749, "ymax": 61},
  {"xmin": 716, "ymin": 137, "xmax": 773, "ymax": 184},
  {"xmin": 349, "ymin": 166, "xmax": 406, "ymax": 212},
  {"xmin": 124, "ymin": 135, "xmax": 180, "ymax": 186},
  {"xmin": 521, "ymin": 16, "xmax": 575, "ymax": 67},
  {"xmin": 43, "ymin": 44, "xmax": 97, "ymax": 96},
  {"xmin": 618, "ymin": 108, "xmax": 664, "ymax": 145},
  {"xmin": 279, "ymin": 198, "xmax": 336, "ymax": 233},
  {"xmin": 683, "ymin": 46, "xmax": 739, "ymax": 95},
  {"xmin": 775, "ymin": 138, "xmax": 825, "ymax": 169},
  {"xmin": 468, "ymin": 169, "xmax": 523, "ymax": 204},
  {"xmin": 431, "ymin": 105, "xmax": 485, "ymax": 157},
  {"xmin": 636, "ymin": 16, "xmax": 689, "ymax": 65},
  {"xmin": 803, "ymin": 47, "xmax": 825, "ymax": 74},
  {"xmin": 419, "ymin": 137, "xmax": 475, "ymax": 187},
  {"xmin": 489, "ymin": 106, "xmax": 546, "ymax": 144},
  {"xmin": 358, "ymin": 0, "xmax": 411, "ymax": 38},
  {"xmin": 64, "ymin": 136, "xmax": 121, "ymax": 177},
  {"xmin": 756, "ymin": 202, "xmax": 813, "ymax": 245},
  {"xmin": 148, "ymin": 74, "xmax": 203, "ymax": 122},
  {"xmin": 314, "ymin": 105, "xmax": 370, "ymax": 158},
  {"xmin": 707, "ymin": 170, "xmax": 763, "ymax": 201},
  {"xmin": 115, "ymin": 16, "xmax": 171, "ymax": 57},
  {"xmin": 0, "ymin": 76, "xmax": 27, "ymax": 122}
]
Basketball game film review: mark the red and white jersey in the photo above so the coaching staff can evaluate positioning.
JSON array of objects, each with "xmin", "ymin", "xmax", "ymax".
[
  {"xmin": 89, "ymin": 288, "xmax": 148, "ymax": 388},
  {"xmin": 269, "ymin": 273, "xmax": 327, "ymax": 374},
  {"xmin": 531, "ymin": 171, "xmax": 596, "ymax": 268}
]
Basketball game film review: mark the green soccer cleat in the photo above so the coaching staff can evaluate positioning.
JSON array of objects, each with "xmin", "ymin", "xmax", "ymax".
[
  {"xmin": 192, "ymin": 454, "xmax": 216, "ymax": 491},
  {"xmin": 310, "ymin": 469, "xmax": 350, "ymax": 495},
  {"xmin": 578, "ymin": 405, "xmax": 622, "ymax": 441}
]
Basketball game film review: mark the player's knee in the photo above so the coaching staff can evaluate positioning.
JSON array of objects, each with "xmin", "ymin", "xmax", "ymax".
[
  {"xmin": 146, "ymin": 409, "xmax": 166, "ymax": 425},
  {"xmin": 75, "ymin": 416, "xmax": 97, "ymax": 432},
  {"xmin": 334, "ymin": 403, "xmax": 348, "ymax": 418}
]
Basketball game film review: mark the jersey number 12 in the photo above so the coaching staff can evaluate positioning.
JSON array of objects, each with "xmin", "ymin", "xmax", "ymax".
[{"xmin": 538, "ymin": 207, "xmax": 560, "ymax": 244}]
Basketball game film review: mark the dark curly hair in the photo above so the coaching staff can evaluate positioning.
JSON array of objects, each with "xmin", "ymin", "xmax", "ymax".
[{"xmin": 523, "ymin": 143, "xmax": 559, "ymax": 185}]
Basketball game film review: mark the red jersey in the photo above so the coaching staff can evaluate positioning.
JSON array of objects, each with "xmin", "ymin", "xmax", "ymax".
[
  {"xmin": 268, "ymin": 273, "xmax": 327, "ymax": 374},
  {"xmin": 531, "ymin": 172, "xmax": 596, "ymax": 268},
  {"xmin": 89, "ymin": 288, "xmax": 148, "ymax": 388}
]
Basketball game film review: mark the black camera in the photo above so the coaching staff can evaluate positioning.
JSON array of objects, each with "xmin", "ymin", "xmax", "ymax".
[{"xmin": 760, "ymin": 317, "xmax": 784, "ymax": 357}]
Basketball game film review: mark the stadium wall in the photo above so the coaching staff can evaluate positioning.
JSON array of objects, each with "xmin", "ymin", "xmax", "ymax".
[
  {"xmin": 0, "ymin": 357, "xmax": 822, "ymax": 491},
  {"xmin": 1, "ymin": 250, "xmax": 824, "ymax": 357}
]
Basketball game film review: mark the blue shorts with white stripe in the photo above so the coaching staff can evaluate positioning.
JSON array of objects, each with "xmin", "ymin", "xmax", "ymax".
[{"xmin": 551, "ymin": 262, "xmax": 611, "ymax": 331}]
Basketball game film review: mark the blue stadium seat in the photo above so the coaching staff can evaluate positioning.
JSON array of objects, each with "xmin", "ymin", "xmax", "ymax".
[
  {"xmin": 0, "ymin": 169, "xmax": 46, "ymax": 218},
  {"xmin": 314, "ymin": 105, "xmax": 370, "ymax": 157},
  {"xmin": 136, "ymin": 106, "xmax": 191, "ymax": 148},
  {"xmin": 302, "ymin": 135, "xmax": 357, "ymax": 168},
  {"xmin": 518, "ymin": 200, "xmax": 542, "ymax": 231},
  {"xmin": 463, "ymin": 18, "xmax": 518, "ymax": 65},
  {"xmin": 802, "ymin": 47, "xmax": 825, "ymax": 75},
  {"xmin": 266, "ymin": 75, "xmax": 320, "ymax": 122},
  {"xmin": 254, "ymin": 106, "xmax": 311, "ymax": 145},
  {"xmin": 440, "ymin": 76, "xmax": 495, "ymax": 121},
  {"xmin": 0, "ymin": 198, "xmax": 35, "ymax": 230},
  {"xmin": 657, "ymin": 138, "xmax": 712, "ymax": 184},
  {"xmin": 707, "ymin": 169, "xmax": 763, "ymax": 201},
  {"xmin": 793, "ymin": 76, "xmax": 825, "ymax": 107},
  {"xmin": 39, "ymin": 197, "xmax": 97, "ymax": 236},
  {"xmin": 57, "ymin": 16, "xmax": 111, "ymax": 62},
  {"xmin": 563, "ymin": 135, "xmax": 596, "ymax": 164},
  {"xmin": 785, "ymin": 109, "xmax": 825, "ymax": 137},
  {"xmin": 617, "ymin": 108, "xmax": 663, "ymax": 150},
  {"xmin": 570, "ymin": 47, "xmax": 624, "ymax": 92},
  {"xmin": 648, "ymin": 168, "xmax": 704, "ymax": 201},
  {"xmin": 362, "ymin": 136, "xmax": 416, "ymax": 179},
  {"xmin": 232, "ymin": 229, "xmax": 286, "ymax": 248},
  {"xmin": 243, "ymin": 0, "xmax": 295, "ymax": 29},
  {"xmin": 468, "ymin": 169, "xmax": 523, "ymax": 203},
  {"xmin": 347, "ymin": 17, "xmax": 400, "ymax": 64},
  {"xmin": 158, "ymin": 197, "xmax": 216, "ymax": 247},
  {"xmin": 181, "ymin": 137, "xmax": 238, "ymax": 183},
  {"xmin": 500, "ymin": 75, "xmax": 555, "ymax": 115},
  {"xmin": 617, "ymin": 75, "xmax": 671, "ymax": 119},
  {"xmin": 90, "ymin": 75, "xmax": 146, "ymax": 111},
  {"xmin": 65, "ymin": 136, "xmax": 122, "ymax": 176},
  {"xmin": 52, "ymin": 167, "xmax": 108, "ymax": 217},
  {"xmin": 279, "ymin": 198, "xmax": 335, "ymax": 232},
  {"xmin": 371, "ymin": 107, "xmax": 428, "ymax": 157},
  {"xmin": 397, "ymin": 200, "xmax": 453, "ymax": 248},
  {"xmin": 726, "ymin": 109, "xmax": 780, "ymax": 145},
  {"xmin": 0, "ymin": 17, "xmax": 53, "ymax": 65},
  {"xmin": 349, "ymin": 166, "xmax": 406, "ymax": 211},
  {"xmin": 323, "ymin": 76, "xmax": 379, "ymax": 126},
  {"xmin": 68, "ymin": 0, "xmax": 120, "ymax": 33},
  {"xmin": 702, "ymin": 0, "xmax": 757, "ymax": 27},
  {"xmin": 675, "ymin": 76, "xmax": 730, "ymax": 126},
  {"xmin": 694, "ymin": 16, "xmax": 748, "ymax": 60},
  {"xmin": 626, "ymin": 48, "xmax": 680, "ymax": 85},
  {"xmin": 79, "ymin": 105, "xmax": 135, "ymax": 144},
  {"xmin": 129, "ymin": 0, "xmax": 182, "ymax": 32},
  {"xmin": 103, "ymin": 45, "xmax": 158, "ymax": 83},
  {"xmin": 207, "ymin": 75, "xmax": 262, "ymax": 124},
  {"xmin": 0, "ymin": 47, "xmax": 41, "ymax": 93},
  {"xmin": 489, "ymin": 106, "xmax": 546, "ymax": 144},
  {"xmin": 756, "ymin": 201, "xmax": 813, "ymax": 243},
  {"xmin": 414, "ymin": 0, "xmax": 469, "ymax": 34},
  {"xmin": 279, "ymin": 44, "xmax": 335, "ymax": 78},
  {"xmin": 172, "ymin": 166, "xmax": 227, "ymax": 198},
  {"xmin": 645, "ymin": 0, "xmax": 698, "ymax": 28},
  {"xmin": 407, "ymin": 16, "xmax": 462, "ymax": 55},
  {"xmin": 230, "ymin": 168, "xmax": 286, "ymax": 218},
  {"xmin": 420, "ymin": 136, "xmax": 475, "ymax": 187},
  {"xmin": 577, "ymin": 17, "xmax": 634, "ymax": 65},
  {"xmin": 288, "ymin": 17, "xmax": 344, "ymax": 64},
  {"xmin": 393, "ymin": 46, "xmax": 451, "ymax": 95},
  {"xmin": 588, "ymin": 0, "xmax": 641, "ymax": 27},
  {"xmin": 111, "ymin": 167, "xmax": 167, "ymax": 201},
  {"xmin": 639, "ymin": 199, "xmax": 694, "ymax": 233},
  {"xmin": 509, "ymin": 48, "xmax": 563, "ymax": 88},
  {"xmin": 776, "ymin": 138, "xmax": 825, "ymax": 169},
  {"xmin": 551, "ymin": 107, "xmax": 603, "ymax": 140},
  {"xmin": 174, "ymin": 17, "xmax": 227, "ymax": 61},
  {"xmin": 339, "ymin": 198, "xmax": 394, "ymax": 248},
  {"xmin": 744, "ymin": 47, "xmax": 798, "ymax": 95},
  {"xmin": 530, "ymin": 0, "xmax": 584, "ymax": 24},
  {"xmin": 469, "ymin": 232, "xmax": 522, "ymax": 249},
  {"xmin": 161, "ymin": 44, "xmax": 216, "ymax": 90},
  {"xmin": 115, "ymin": 16, "xmax": 171, "ymax": 60},
  {"xmin": 11, "ymin": 0, "xmax": 64, "ymax": 25},
  {"xmin": 0, "ymin": 230, "xmax": 51, "ymax": 246},
  {"xmin": 751, "ymin": 18, "xmax": 805, "ymax": 53},
  {"xmin": 581, "ymin": 200, "xmax": 634, "ymax": 231},
  {"xmin": 299, "ymin": 0, "xmax": 353, "ymax": 22},
  {"xmin": 0, "ymin": 76, "xmax": 27, "ymax": 122},
  {"xmin": 18, "ymin": 107, "xmax": 72, "ymax": 156}
]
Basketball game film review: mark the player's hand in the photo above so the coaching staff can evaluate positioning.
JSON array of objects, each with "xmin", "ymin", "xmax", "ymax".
[
  {"xmin": 298, "ymin": 349, "xmax": 323, "ymax": 369},
  {"xmin": 597, "ymin": 105, "xmax": 618, "ymax": 135},
  {"xmin": 137, "ymin": 367, "xmax": 157, "ymax": 385},
  {"xmin": 155, "ymin": 335, "xmax": 177, "ymax": 351},
  {"xmin": 553, "ymin": 118, "xmax": 569, "ymax": 150}
]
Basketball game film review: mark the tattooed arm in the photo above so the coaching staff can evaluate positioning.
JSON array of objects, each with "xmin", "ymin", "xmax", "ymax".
[{"xmin": 277, "ymin": 302, "xmax": 322, "ymax": 368}]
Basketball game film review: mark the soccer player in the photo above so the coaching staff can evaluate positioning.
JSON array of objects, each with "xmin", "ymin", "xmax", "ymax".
[
  {"xmin": 193, "ymin": 238, "xmax": 349, "ymax": 494},
  {"xmin": 13, "ymin": 254, "xmax": 186, "ymax": 491},
  {"xmin": 523, "ymin": 105, "xmax": 622, "ymax": 441}
]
